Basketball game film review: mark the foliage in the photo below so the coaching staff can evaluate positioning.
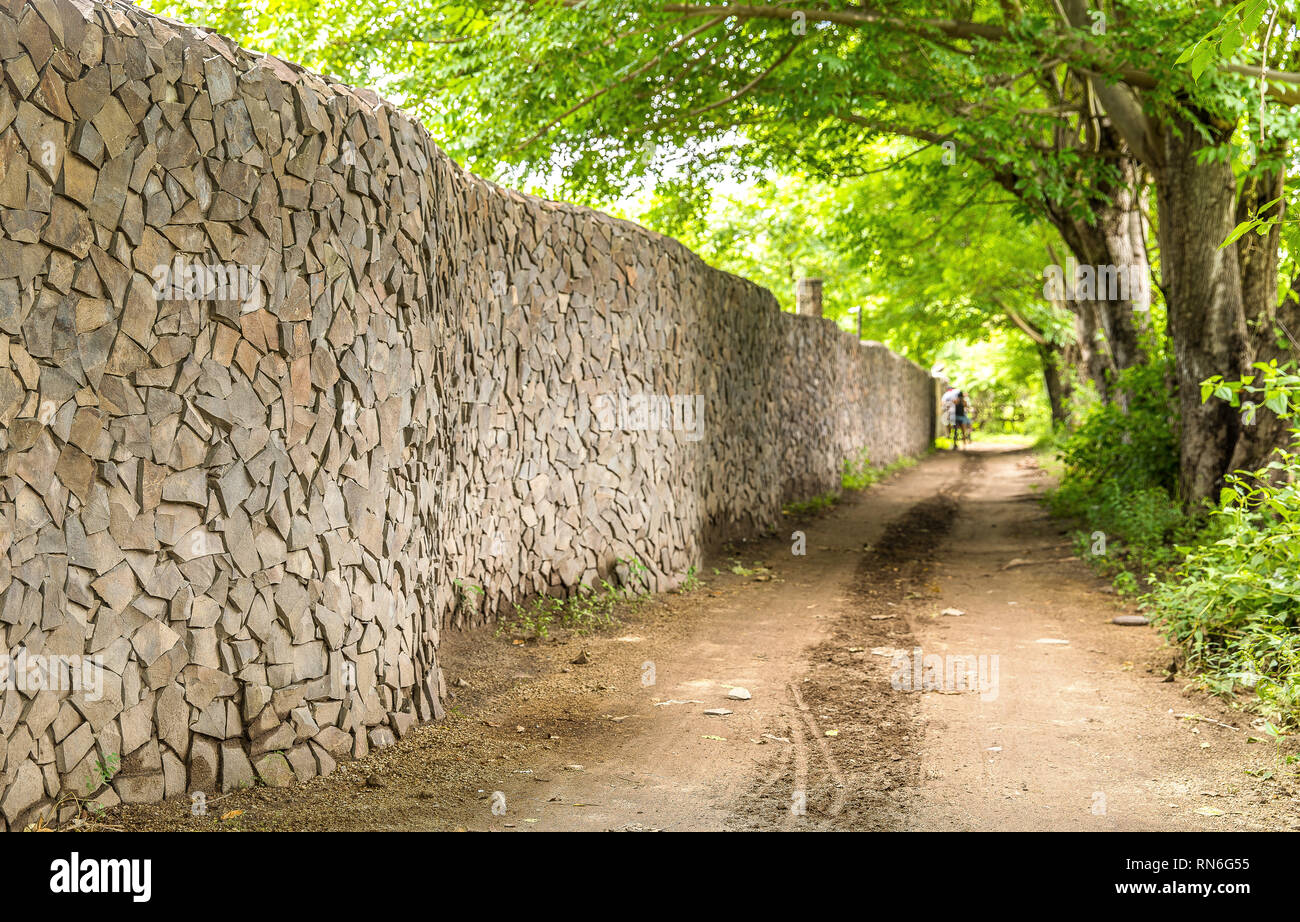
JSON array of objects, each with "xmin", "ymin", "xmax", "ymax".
[
  {"xmin": 643, "ymin": 162, "xmax": 1067, "ymax": 424},
  {"xmin": 1145, "ymin": 362, "xmax": 1300, "ymax": 727},
  {"xmin": 645, "ymin": 175, "xmax": 874, "ymax": 327},
  {"xmin": 86, "ymin": 753, "xmax": 120, "ymax": 793},
  {"xmin": 140, "ymin": 2, "xmax": 1298, "ymax": 214},
  {"xmin": 1052, "ymin": 356, "xmax": 1180, "ymax": 501},
  {"xmin": 780, "ymin": 452, "xmax": 918, "ymax": 519},
  {"xmin": 1065, "ymin": 481, "xmax": 1200, "ymax": 587},
  {"xmin": 1048, "ymin": 352, "xmax": 1193, "ymax": 582},
  {"xmin": 842, "ymin": 451, "xmax": 917, "ymax": 492},
  {"xmin": 1177, "ymin": 0, "xmax": 1275, "ymax": 83},
  {"xmin": 781, "ymin": 492, "xmax": 839, "ymax": 518},
  {"xmin": 497, "ymin": 557, "xmax": 652, "ymax": 639}
]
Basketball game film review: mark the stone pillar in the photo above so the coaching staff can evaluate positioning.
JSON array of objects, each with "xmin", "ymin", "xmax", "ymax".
[{"xmin": 795, "ymin": 277, "xmax": 823, "ymax": 317}]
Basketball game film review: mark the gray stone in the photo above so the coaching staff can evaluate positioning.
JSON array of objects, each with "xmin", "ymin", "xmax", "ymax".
[
  {"xmin": 219, "ymin": 740, "xmax": 255, "ymax": 793},
  {"xmin": 188, "ymin": 735, "xmax": 219, "ymax": 794},
  {"xmin": 1, "ymin": 759, "xmax": 45, "ymax": 824},
  {"xmin": 131, "ymin": 619, "xmax": 180, "ymax": 666},
  {"xmin": 250, "ymin": 722, "xmax": 295, "ymax": 757},
  {"xmin": 55, "ymin": 721, "xmax": 94, "ymax": 774},
  {"xmin": 289, "ymin": 706, "xmax": 318, "ymax": 741},
  {"xmin": 389, "ymin": 710, "xmax": 416, "ymax": 739},
  {"xmin": 309, "ymin": 740, "xmax": 337, "ymax": 778},
  {"xmin": 119, "ymin": 699, "xmax": 154, "ymax": 755},
  {"xmin": 162, "ymin": 749, "xmax": 187, "ymax": 799},
  {"xmin": 313, "ymin": 725, "xmax": 352, "ymax": 758},
  {"xmin": 284, "ymin": 744, "xmax": 317, "ymax": 783},
  {"xmin": 113, "ymin": 772, "xmax": 165, "ymax": 804},
  {"xmin": 156, "ymin": 684, "xmax": 190, "ymax": 758},
  {"xmin": 253, "ymin": 752, "xmax": 294, "ymax": 788}
]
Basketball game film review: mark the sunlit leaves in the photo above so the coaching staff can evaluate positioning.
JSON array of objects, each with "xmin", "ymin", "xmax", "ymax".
[{"xmin": 1176, "ymin": 0, "xmax": 1274, "ymax": 81}]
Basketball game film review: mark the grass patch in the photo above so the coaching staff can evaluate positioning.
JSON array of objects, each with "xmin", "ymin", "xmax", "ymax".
[
  {"xmin": 842, "ymin": 449, "xmax": 916, "ymax": 491},
  {"xmin": 1049, "ymin": 480, "xmax": 1204, "ymax": 594},
  {"xmin": 781, "ymin": 451, "xmax": 917, "ymax": 517},
  {"xmin": 782, "ymin": 492, "xmax": 840, "ymax": 517},
  {"xmin": 493, "ymin": 557, "xmax": 654, "ymax": 640}
]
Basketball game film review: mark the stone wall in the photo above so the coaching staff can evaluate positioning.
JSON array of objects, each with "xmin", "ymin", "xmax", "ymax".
[{"xmin": 0, "ymin": 0, "xmax": 935, "ymax": 826}]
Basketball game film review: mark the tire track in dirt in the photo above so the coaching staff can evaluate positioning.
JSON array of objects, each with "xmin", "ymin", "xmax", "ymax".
[{"xmin": 729, "ymin": 453, "xmax": 978, "ymax": 830}]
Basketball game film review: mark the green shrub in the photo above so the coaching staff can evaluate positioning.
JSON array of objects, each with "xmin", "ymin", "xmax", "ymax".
[
  {"xmin": 1052, "ymin": 357, "xmax": 1179, "ymax": 502},
  {"xmin": 841, "ymin": 450, "xmax": 916, "ymax": 492},
  {"xmin": 1057, "ymin": 480, "xmax": 1200, "ymax": 581},
  {"xmin": 496, "ymin": 556, "xmax": 651, "ymax": 639},
  {"xmin": 1048, "ymin": 354, "xmax": 1195, "ymax": 581},
  {"xmin": 1144, "ymin": 362, "xmax": 1300, "ymax": 727}
]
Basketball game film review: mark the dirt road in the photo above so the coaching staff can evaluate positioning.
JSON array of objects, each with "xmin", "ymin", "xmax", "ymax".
[{"xmin": 114, "ymin": 444, "xmax": 1300, "ymax": 831}]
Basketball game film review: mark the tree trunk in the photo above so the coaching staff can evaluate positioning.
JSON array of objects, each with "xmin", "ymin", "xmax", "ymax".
[
  {"xmin": 1155, "ymin": 110, "xmax": 1250, "ymax": 505},
  {"xmin": 1086, "ymin": 154, "xmax": 1152, "ymax": 373},
  {"xmin": 1046, "ymin": 141, "xmax": 1151, "ymax": 398},
  {"xmin": 1071, "ymin": 299, "xmax": 1110, "ymax": 400},
  {"xmin": 1230, "ymin": 158, "xmax": 1295, "ymax": 474},
  {"xmin": 1038, "ymin": 341, "xmax": 1073, "ymax": 428}
]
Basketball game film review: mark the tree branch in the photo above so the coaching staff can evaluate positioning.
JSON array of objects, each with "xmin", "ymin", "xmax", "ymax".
[
  {"xmin": 992, "ymin": 294, "xmax": 1048, "ymax": 345},
  {"xmin": 683, "ymin": 36, "xmax": 801, "ymax": 120},
  {"xmin": 510, "ymin": 14, "xmax": 729, "ymax": 154},
  {"xmin": 654, "ymin": 4, "xmax": 1300, "ymax": 106}
]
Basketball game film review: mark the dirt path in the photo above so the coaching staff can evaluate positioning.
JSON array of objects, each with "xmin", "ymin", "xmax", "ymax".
[{"xmin": 113, "ymin": 444, "xmax": 1300, "ymax": 831}]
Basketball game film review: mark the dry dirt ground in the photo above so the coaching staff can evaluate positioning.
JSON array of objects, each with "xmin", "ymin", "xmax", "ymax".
[{"xmin": 111, "ymin": 444, "xmax": 1300, "ymax": 831}]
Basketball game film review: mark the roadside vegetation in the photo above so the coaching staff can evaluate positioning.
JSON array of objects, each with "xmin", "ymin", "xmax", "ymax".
[
  {"xmin": 782, "ymin": 452, "xmax": 919, "ymax": 518},
  {"xmin": 1049, "ymin": 360, "xmax": 1300, "ymax": 732},
  {"xmin": 464, "ymin": 557, "xmax": 674, "ymax": 641}
]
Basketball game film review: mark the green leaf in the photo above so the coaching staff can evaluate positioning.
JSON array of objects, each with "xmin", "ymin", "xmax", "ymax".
[{"xmin": 1220, "ymin": 219, "xmax": 1260, "ymax": 248}]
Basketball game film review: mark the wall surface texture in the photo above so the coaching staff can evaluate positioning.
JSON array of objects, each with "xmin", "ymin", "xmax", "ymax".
[{"xmin": 0, "ymin": 0, "xmax": 935, "ymax": 825}]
